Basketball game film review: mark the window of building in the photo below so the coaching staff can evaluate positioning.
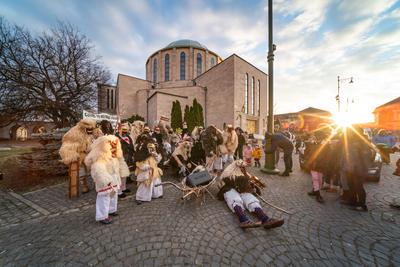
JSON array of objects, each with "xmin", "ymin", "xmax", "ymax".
[
  {"xmin": 197, "ymin": 53, "xmax": 202, "ymax": 76},
  {"xmin": 180, "ymin": 52, "xmax": 186, "ymax": 80},
  {"xmin": 110, "ymin": 89, "xmax": 114, "ymax": 109},
  {"xmin": 165, "ymin": 54, "xmax": 170, "ymax": 81},
  {"xmin": 106, "ymin": 89, "xmax": 110, "ymax": 109},
  {"xmin": 244, "ymin": 73, "xmax": 248, "ymax": 114},
  {"xmin": 211, "ymin": 57, "xmax": 215, "ymax": 67},
  {"xmin": 153, "ymin": 58, "xmax": 157, "ymax": 82},
  {"xmin": 258, "ymin": 80, "xmax": 261, "ymax": 115},
  {"xmin": 251, "ymin": 77, "xmax": 255, "ymax": 115}
]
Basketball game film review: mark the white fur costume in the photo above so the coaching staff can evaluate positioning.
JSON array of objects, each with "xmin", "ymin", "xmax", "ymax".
[
  {"xmin": 85, "ymin": 135, "xmax": 128, "ymax": 221},
  {"xmin": 135, "ymin": 151, "xmax": 163, "ymax": 202}
]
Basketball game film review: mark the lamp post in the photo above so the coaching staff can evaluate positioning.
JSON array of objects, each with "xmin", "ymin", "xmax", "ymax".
[
  {"xmin": 336, "ymin": 76, "xmax": 353, "ymax": 112},
  {"xmin": 262, "ymin": 0, "xmax": 280, "ymax": 174}
]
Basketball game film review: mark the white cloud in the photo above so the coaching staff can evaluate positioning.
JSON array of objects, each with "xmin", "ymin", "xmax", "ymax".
[{"xmin": 1, "ymin": 0, "xmax": 399, "ymax": 122}]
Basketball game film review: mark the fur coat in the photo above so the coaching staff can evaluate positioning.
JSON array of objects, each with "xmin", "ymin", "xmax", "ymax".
[
  {"xmin": 221, "ymin": 129, "xmax": 238, "ymax": 155},
  {"xmin": 84, "ymin": 135, "xmax": 130, "ymax": 192},
  {"xmin": 59, "ymin": 119, "xmax": 98, "ymax": 165},
  {"xmin": 201, "ymin": 126, "xmax": 224, "ymax": 157},
  {"xmin": 135, "ymin": 155, "xmax": 163, "ymax": 186}
]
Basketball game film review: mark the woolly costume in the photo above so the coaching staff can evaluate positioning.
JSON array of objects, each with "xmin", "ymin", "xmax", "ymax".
[
  {"xmin": 171, "ymin": 141, "xmax": 193, "ymax": 178},
  {"xmin": 84, "ymin": 135, "xmax": 129, "ymax": 223},
  {"xmin": 221, "ymin": 125, "xmax": 238, "ymax": 166},
  {"xmin": 190, "ymin": 127, "xmax": 206, "ymax": 165},
  {"xmin": 59, "ymin": 119, "xmax": 98, "ymax": 194},
  {"xmin": 135, "ymin": 143, "xmax": 163, "ymax": 202},
  {"xmin": 130, "ymin": 120, "xmax": 145, "ymax": 143},
  {"xmin": 201, "ymin": 126, "xmax": 224, "ymax": 171}
]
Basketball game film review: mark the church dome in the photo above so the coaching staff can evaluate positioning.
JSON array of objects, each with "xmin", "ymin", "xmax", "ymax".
[{"xmin": 165, "ymin": 39, "xmax": 208, "ymax": 50}]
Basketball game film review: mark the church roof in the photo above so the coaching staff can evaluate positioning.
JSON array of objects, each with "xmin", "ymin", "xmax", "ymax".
[{"xmin": 165, "ymin": 39, "xmax": 208, "ymax": 50}]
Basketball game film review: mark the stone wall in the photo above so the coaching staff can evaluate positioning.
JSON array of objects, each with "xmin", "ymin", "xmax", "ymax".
[
  {"xmin": 116, "ymin": 74, "xmax": 151, "ymax": 119},
  {"xmin": 233, "ymin": 55, "xmax": 268, "ymax": 134},
  {"xmin": 195, "ymin": 56, "xmax": 235, "ymax": 129}
]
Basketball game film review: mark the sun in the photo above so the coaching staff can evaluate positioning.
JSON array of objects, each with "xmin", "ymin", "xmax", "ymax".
[{"xmin": 333, "ymin": 112, "xmax": 356, "ymax": 128}]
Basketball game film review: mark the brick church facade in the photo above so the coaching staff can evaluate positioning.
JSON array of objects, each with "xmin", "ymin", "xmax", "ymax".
[{"xmin": 98, "ymin": 39, "xmax": 269, "ymax": 134}]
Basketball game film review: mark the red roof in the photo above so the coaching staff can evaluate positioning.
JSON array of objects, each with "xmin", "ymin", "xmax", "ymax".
[{"xmin": 374, "ymin": 96, "xmax": 400, "ymax": 112}]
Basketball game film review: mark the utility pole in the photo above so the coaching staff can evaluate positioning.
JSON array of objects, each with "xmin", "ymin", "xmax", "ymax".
[{"xmin": 262, "ymin": 0, "xmax": 280, "ymax": 174}]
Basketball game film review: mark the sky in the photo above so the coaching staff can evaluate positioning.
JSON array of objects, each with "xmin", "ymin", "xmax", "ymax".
[{"xmin": 1, "ymin": 0, "xmax": 400, "ymax": 122}]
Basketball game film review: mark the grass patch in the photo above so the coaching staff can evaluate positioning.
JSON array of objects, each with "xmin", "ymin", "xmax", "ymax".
[{"xmin": 0, "ymin": 147, "xmax": 33, "ymax": 161}]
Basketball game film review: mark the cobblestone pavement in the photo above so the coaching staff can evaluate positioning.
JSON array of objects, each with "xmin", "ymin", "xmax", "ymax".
[{"xmin": 0, "ymin": 154, "xmax": 399, "ymax": 266}]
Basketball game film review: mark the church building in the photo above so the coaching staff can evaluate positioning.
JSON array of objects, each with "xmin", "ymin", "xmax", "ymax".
[{"xmin": 98, "ymin": 39, "xmax": 269, "ymax": 134}]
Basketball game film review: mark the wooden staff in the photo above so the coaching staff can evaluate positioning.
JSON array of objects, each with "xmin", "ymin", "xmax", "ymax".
[
  {"xmin": 255, "ymin": 192, "xmax": 293, "ymax": 215},
  {"xmin": 69, "ymin": 161, "xmax": 80, "ymax": 199}
]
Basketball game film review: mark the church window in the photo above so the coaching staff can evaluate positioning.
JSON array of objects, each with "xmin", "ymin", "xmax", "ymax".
[
  {"xmin": 251, "ymin": 77, "xmax": 255, "ymax": 115},
  {"xmin": 244, "ymin": 74, "xmax": 248, "ymax": 114},
  {"xmin": 153, "ymin": 58, "xmax": 157, "ymax": 82},
  {"xmin": 165, "ymin": 54, "xmax": 170, "ymax": 81},
  {"xmin": 106, "ymin": 89, "xmax": 110, "ymax": 109},
  {"xmin": 110, "ymin": 89, "xmax": 114, "ymax": 109},
  {"xmin": 180, "ymin": 52, "xmax": 186, "ymax": 80},
  {"xmin": 211, "ymin": 57, "xmax": 215, "ymax": 67},
  {"xmin": 257, "ymin": 80, "xmax": 261, "ymax": 115},
  {"xmin": 197, "ymin": 53, "xmax": 202, "ymax": 76}
]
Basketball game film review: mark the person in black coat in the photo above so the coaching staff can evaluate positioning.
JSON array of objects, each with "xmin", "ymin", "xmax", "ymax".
[
  {"xmin": 235, "ymin": 127, "xmax": 245, "ymax": 160},
  {"xmin": 264, "ymin": 132, "xmax": 294, "ymax": 176},
  {"xmin": 340, "ymin": 126, "xmax": 370, "ymax": 211}
]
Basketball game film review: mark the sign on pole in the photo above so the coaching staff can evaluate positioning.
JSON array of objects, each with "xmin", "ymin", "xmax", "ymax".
[{"xmin": 83, "ymin": 110, "xmax": 118, "ymax": 128}]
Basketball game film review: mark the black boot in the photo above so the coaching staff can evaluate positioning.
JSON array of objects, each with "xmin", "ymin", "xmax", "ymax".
[
  {"xmin": 308, "ymin": 190, "xmax": 317, "ymax": 196},
  {"xmin": 315, "ymin": 191, "xmax": 324, "ymax": 203}
]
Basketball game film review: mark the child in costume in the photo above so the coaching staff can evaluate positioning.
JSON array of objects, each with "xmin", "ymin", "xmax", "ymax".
[
  {"xmin": 252, "ymin": 145, "xmax": 262, "ymax": 167},
  {"xmin": 243, "ymin": 144, "xmax": 253, "ymax": 166},
  {"xmin": 135, "ymin": 141, "xmax": 163, "ymax": 204},
  {"xmin": 85, "ymin": 135, "xmax": 129, "ymax": 224}
]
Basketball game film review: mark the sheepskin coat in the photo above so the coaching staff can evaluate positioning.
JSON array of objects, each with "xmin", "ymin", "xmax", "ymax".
[
  {"xmin": 84, "ymin": 135, "xmax": 130, "ymax": 192},
  {"xmin": 59, "ymin": 119, "xmax": 97, "ymax": 165},
  {"xmin": 222, "ymin": 129, "xmax": 238, "ymax": 155}
]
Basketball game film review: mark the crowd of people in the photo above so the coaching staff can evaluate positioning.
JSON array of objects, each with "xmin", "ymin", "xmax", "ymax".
[
  {"xmin": 58, "ymin": 119, "xmax": 284, "ymax": 229},
  {"xmin": 58, "ymin": 117, "xmax": 399, "ymax": 225},
  {"xmin": 295, "ymin": 126, "xmax": 400, "ymax": 211}
]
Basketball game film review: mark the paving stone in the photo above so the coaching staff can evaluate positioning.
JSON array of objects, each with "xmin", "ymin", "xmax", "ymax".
[{"xmin": 0, "ymin": 155, "xmax": 399, "ymax": 265}]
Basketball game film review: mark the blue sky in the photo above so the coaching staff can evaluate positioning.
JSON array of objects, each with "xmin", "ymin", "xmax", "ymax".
[{"xmin": 1, "ymin": 0, "xmax": 400, "ymax": 122}]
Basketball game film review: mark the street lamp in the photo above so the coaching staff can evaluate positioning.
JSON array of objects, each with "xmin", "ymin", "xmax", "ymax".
[
  {"xmin": 336, "ymin": 76, "xmax": 353, "ymax": 112},
  {"xmin": 262, "ymin": 0, "xmax": 280, "ymax": 174}
]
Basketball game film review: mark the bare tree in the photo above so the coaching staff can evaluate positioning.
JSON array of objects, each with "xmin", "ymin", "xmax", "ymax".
[{"xmin": 0, "ymin": 17, "xmax": 110, "ymax": 128}]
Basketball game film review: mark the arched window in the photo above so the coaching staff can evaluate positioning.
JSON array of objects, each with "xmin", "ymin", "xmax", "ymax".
[
  {"xmin": 251, "ymin": 77, "xmax": 255, "ymax": 115},
  {"xmin": 197, "ymin": 53, "xmax": 202, "ymax": 76},
  {"xmin": 165, "ymin": 54, "xmax": 170, "ymax": 81},
  {"xmin": 153, "ymin": 58, "xmax": 157, "ymax": 82},
  {"xmin": 211, "ymin": 57, "xmax": 215, "ymax": 67},
  {"xmin": 180, "ymin": 52, "xmax": 186, "ymax": 80},
  {"xmin": 244, "ymin": 74, "xmax": 248, "ymax": 114},
  {"xmin": 257, "ymin": 80, "xmax": 261, "ymax": 115}
]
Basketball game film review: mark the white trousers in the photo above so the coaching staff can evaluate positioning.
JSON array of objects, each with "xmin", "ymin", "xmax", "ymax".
[
  {"xmin": 224, "ymin": 189, "xmax": 261, "ymax": 213},
  {"xmin": 136, "ymin": 178, "xmax": 163, "ymax": 202},
  {"xmin": 96, "ymin": 190, "xmax": 118, "ymax": 221},
  {"xmin": 222, "ymin": 154, "xmax": 234, "ymax": 168},
  {"xmin": 213, "ymin": 156, "xmax": 224, "ymax": 170},
  {"xmin": 118, "ymin": 177, "xmax": 127, "ymax": 195}
]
